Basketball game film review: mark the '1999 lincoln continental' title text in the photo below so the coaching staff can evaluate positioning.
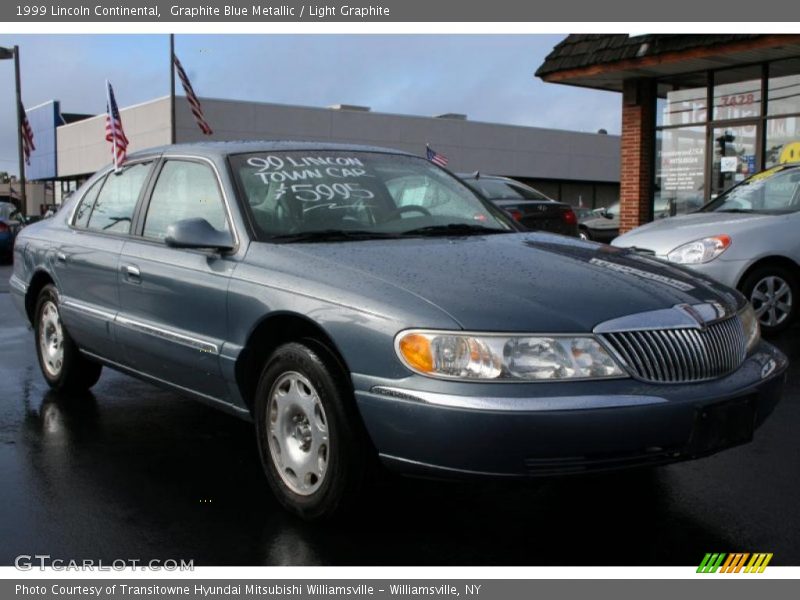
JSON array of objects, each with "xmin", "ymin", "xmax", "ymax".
[{"xmin": 17, "ymin": 4, "xmax": 391, "ymax": 18}]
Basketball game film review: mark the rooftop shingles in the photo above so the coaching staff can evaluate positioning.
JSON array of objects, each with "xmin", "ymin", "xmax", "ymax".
[{"xmin": 535, "ymin": 34, "xmax": 764, "ymax": 78}]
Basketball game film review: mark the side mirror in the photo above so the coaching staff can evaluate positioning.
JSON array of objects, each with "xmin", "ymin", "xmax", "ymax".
[{"xmin": 165, "ymin": 218, "xmax": 234, "ymax": 251}]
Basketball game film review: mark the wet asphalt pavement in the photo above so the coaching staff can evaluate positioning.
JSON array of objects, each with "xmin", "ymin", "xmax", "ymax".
[{"xmin": 1, "ymin": 263, "xmax": 799, "ymax": 567}]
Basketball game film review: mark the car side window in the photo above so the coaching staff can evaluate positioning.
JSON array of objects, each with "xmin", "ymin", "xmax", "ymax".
[
  {"xmin": 72, "ymin": 176, "xmax": 106, "ymax": 228},
  {"xmin": 86, "ymin": 163, "xmax": 152, "ymax": 234},
  {"xmin": 143, "ymin": 160, "xmax": 229, "ymax": 241}
]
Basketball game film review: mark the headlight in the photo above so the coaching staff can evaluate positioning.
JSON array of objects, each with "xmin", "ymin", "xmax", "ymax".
[
  {"xmin": 666, "ymin": 235, "xmax": 731, "ymax": 264},
  {"xmin": 739, "ymin": 303, "xmax": 761, "ymax": 353},
  {"xmin": 395, "ymin": 331, "xmax": 625, "ymax": 381}
]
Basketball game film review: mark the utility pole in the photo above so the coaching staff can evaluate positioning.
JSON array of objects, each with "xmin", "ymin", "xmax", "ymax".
[{"xmin": 170, "ymin": 34, "xmax": 176, "ymax": 144}]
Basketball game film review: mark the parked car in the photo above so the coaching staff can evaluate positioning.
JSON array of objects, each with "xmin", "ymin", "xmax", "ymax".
[
  {"xmin": 10, "ymin": 142, "xmax": 785, "ymax": 520},
  {"xmin": 614, "ymin": 164, "xmax": 800, "ymax": 334},
  {"xmin": 579, "ymin": 198, "xmax": 702, "ymax": 243},
  {"xmin": 459, "ymin": 173, "xmax": 578, "ymax": 237},
  {"xmin": 578, "ymin": 202, "xmax": 622, "ymax": 243},
  {"xmin": 0, "ymin": 201, "xmax": 25, "ymax": 262}
]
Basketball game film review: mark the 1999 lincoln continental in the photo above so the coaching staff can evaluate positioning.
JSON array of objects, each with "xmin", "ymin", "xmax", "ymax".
[{"xmin": 9, "ymin": 142, "xmax": 787, "ymax": 519}]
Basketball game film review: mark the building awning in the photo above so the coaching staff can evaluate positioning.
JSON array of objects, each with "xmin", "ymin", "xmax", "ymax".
[{"xmin": 536, "ymin": 34, "xmax": 800, "ymax": 92}]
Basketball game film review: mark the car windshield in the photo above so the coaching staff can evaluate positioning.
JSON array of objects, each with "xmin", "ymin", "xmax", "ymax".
[
  {"xmin": 231, "ymin": 151, "xmax": 514, "ymax": 241},
  {"xmin": 703, "ymin": 166, "xmax": 800, "ymax": 214},
  {"xmin": 466, "ymin": 178, "xmax": 550, "ymax": 201}
]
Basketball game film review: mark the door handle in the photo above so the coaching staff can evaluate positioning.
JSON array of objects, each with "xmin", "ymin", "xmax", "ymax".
[
  {"xmin": 123, "ymin": 264, "xmax": 141, "ymax": 283},
  {"xmin": 56, "ymin": 251, "xmax": 67, "ymax": 263}
]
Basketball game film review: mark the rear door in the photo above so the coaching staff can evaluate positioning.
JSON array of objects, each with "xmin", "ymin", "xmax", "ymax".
[
  {"xmin": 55, "ymin": 161, "xmax": 155, "ymax": 361},
  {"xmin": 116, "ymin": 157, "xmax": 238, "ymax": 400}
]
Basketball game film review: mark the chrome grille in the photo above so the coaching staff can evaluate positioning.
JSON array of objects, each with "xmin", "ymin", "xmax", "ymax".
[{"xmin": 600, "ymin": 317, "xmax": 746, "ymax": 383}]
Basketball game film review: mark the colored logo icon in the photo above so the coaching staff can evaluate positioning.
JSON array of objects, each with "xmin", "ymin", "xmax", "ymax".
[{"xmin": 697, "ymin": 553, "xmax": 773, "ymax": 573}]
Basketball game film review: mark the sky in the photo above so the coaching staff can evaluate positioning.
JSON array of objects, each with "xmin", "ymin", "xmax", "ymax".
[{"xmin": 0, "ymin": 34, "xmax": 621, "ymax": 177}]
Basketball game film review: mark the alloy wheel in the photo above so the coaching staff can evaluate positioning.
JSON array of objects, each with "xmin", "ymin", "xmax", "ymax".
[{"xmin": 751, "ymin": 275, "xmax": 793, "ymax": 328}]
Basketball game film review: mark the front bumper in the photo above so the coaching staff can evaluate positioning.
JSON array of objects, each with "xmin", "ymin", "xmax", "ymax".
[{"xmin": 353, "ymin": 341, "xmax": 787, "ymax": 477}]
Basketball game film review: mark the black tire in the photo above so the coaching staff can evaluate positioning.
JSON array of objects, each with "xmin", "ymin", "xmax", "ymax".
[
  {"xmin": 254, "ymin": 341, "xmax": 366, "ymax": 520},
  {"xmin": 34, "ymin": 284, "xmax": 102, "ymax": 391},
  {"xmin": 578, "ymin": 227, "xmax": 592, "ymax": 241},
  {"xmin": 739, "ymin": 264, "xmax": 799, "ymax": 335}
]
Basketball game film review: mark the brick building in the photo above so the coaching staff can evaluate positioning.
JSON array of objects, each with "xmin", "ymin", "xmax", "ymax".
[{"xmin": 537, "ymin": 34, "xmax": 800, "ymax": 233}]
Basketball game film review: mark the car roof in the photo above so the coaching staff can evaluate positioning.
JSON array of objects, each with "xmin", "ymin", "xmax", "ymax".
[{"xmin": 125, "ymin": 140, "xmax": 418, "ymax": 161}]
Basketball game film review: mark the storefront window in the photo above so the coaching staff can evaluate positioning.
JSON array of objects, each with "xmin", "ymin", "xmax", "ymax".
[
  {"xmin": 711, "ymin": 125, "xmax": 759, "ymax": 198},
  {"xmin": 653, "ymin": 60, "xmax": 800, "ymax": 219},
  {"xmin": 713, "ymin": 66, "xmax": 762, "ymax": 121},
  {"xmin": 768, "ymin": 59, "xmax": 800, "ymax": 116},
  {"xmin": 654, "ymin": 126, "xmax": 706, "ymax": 216},
  {"xmin": 765, "ymin": 116, "xmax": 800, "ymax": 167},
  {"xmin": 657, "ymin": 76, "xmax": 707, "ymax": 126}
]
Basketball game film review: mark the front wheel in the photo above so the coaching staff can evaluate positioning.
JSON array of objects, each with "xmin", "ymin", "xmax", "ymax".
[
  {"xmin": 34, "ymin": 284, "xmax": 102, "ymax": 391},
  {"xmin": 254, "ymin": 341, "xmax": 366, "ymax": 520},
  {"xmin": 578, "ymin": 228, "xmax": 591, "ymax": 241},
  {"xmin": 740, "ymin": 265, "xmax": 799, "ymax": 335}
]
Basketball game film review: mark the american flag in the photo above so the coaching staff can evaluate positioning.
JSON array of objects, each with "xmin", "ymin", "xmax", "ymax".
[
  {"xmin": 20, "ymin": 101, "xmax": 35, "ymax": 166},
  {"xmin": 105, "ymin": 81, "xmax": 129, "ymax": 169},
  {"xmin": 426, "ymin": 144, "xmax": 449, "ymax": 168},
  {"xmin": 173, "ymin": 54, "xmax": 213, "ymax": 135}
]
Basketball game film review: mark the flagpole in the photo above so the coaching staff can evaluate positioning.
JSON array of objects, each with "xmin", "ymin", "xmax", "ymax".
[
  {"xmin": 106, "ymin": 80, "xmax": 118, "ymax": 172},
  {"xmin": 13, "ymin": 46, "xmax": 26, "ymax": 215},
  {"xmin": 170, "ymin": 34, "xmax": 176, "ymax": 145}
]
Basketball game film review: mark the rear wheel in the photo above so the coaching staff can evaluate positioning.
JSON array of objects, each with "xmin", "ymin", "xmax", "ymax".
[
  {"xmin": 578, "ymin": 227, "xmax": 592, "ymax": 241},
  {"xmin": 34, "ymin": 284, "xmax": 102, "ymax": 391},
  {"xmin": 254, "ymin": 341, "xmax": 366, "ymax": 520},
  {"xmin": 740, "ymin": 265, "xmax": 798, "ymax": 335}
]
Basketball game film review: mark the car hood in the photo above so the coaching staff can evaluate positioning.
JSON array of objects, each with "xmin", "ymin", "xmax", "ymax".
[
  {"xmin": 259, "ymin": 232, "xmax": 741, "ymax": 333},
  {"xmin": 613, "ymin": 211, "xmax": 782, "ymax": 255}
]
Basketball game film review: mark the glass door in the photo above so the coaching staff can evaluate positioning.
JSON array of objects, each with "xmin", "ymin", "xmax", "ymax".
[{"xmin": 711, "ymin": 122, "xmax": 760, "ymax": 199}]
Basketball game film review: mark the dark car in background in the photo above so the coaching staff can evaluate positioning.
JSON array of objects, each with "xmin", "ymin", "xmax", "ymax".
[
  {"xmin": 10, "ymin": 142, "xmax": 786, "ymax": 520},
  {"xmin": 0, "ymin": 201, "xmax": 25, "ymax": 262},
  {"xmin": 459, "ymin": 173, "xmax": 578, "ymax": 237}
]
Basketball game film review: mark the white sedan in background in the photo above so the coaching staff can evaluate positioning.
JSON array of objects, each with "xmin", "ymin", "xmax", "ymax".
[{"xmin": 614, "ymin": 164, "xmax": 800, "ymax": 334}]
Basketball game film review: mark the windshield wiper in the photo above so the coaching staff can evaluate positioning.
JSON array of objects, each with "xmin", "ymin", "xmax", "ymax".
[
  {"xmin": 715, "ymin": 208, "xmax": 752, "ymax": 213},
  {"xmin": 402, "ymin": 223, "xmax": 508, "ymax": 237},
  {"xmin": 268, "ymin": 229, "xmax": 403, "ymax": 243}
]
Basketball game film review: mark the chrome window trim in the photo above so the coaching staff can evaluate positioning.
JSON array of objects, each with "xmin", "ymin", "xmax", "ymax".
[
  {"xmin": 368, "ymin": 386, "xmax": 666, "ymax": 411},
  {"xmin": 68, "ymin": 157, "xmax": 157, "ymax": 230}
]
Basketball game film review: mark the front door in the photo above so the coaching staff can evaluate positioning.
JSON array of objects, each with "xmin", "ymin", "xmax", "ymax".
[{"xmin": 116, "ymin": 158, "xmax": 237, "ymax": 400}]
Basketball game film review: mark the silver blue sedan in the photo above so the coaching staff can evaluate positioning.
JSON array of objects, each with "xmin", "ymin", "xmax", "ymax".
[{"xmin": 10, "ymin": 142, "xmax": 786, "ymax": 519}]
